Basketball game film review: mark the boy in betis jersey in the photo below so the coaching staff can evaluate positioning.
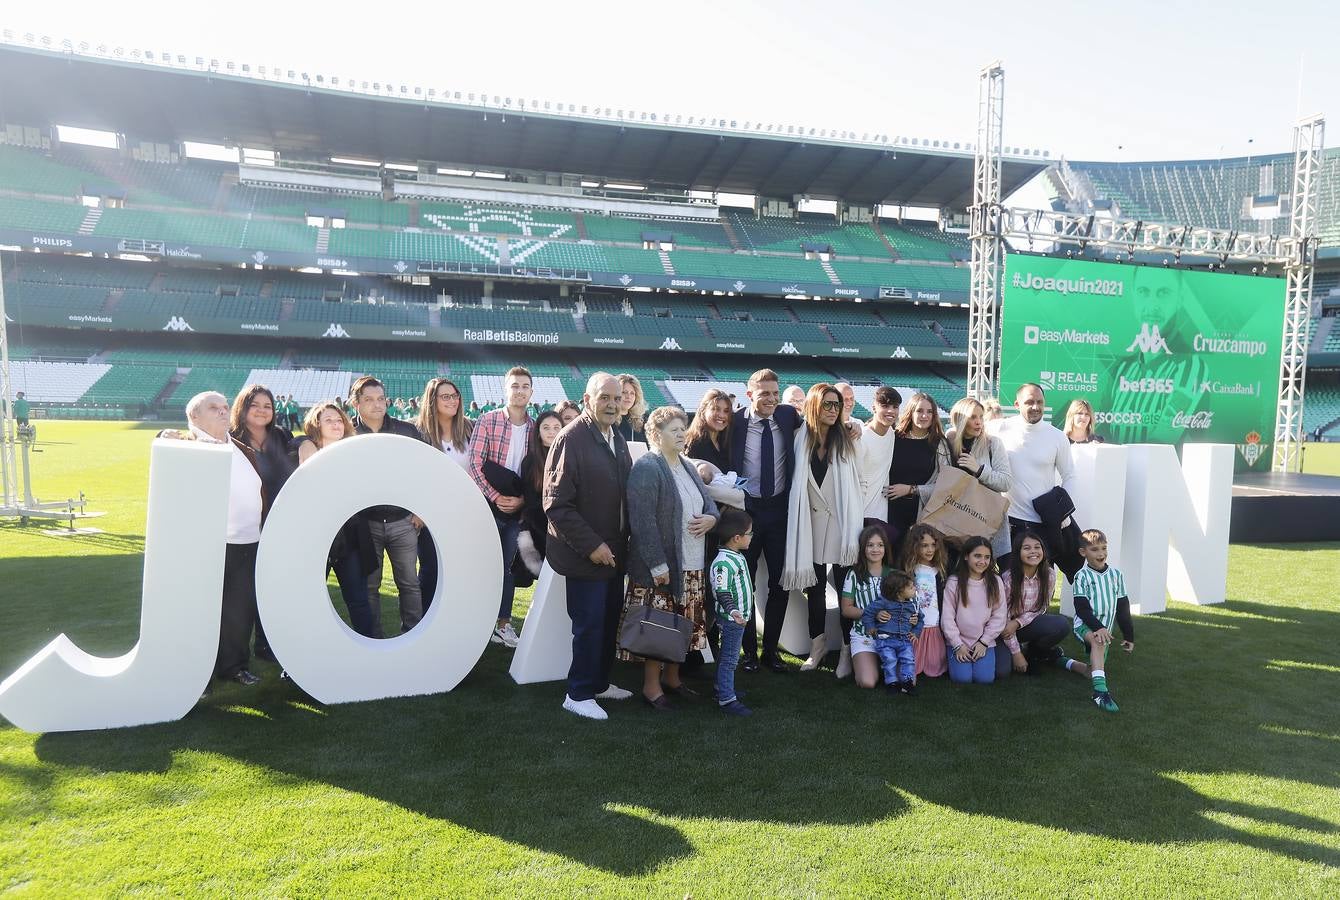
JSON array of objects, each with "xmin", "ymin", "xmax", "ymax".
[
  {"xmin": 710, "ymin": 508, "xmax": 755, "ymax": 717},
  {"xmin": 1072, "ymin": 529, "xmax": 1135, "ymax": 713}
]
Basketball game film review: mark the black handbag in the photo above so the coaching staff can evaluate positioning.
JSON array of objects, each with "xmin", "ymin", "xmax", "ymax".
[{"xmin": 618, "ymin": 602, "xmax": 694, "ymax": 663}]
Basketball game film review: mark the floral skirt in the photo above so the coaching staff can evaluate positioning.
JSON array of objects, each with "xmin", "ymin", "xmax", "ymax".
[{"xmin": 616, "ymin": 569, "xmax": 709, "ymax": 662}]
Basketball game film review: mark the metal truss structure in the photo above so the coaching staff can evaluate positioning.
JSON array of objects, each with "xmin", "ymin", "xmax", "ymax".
[
  {"xmin": 966, "ymin": 61, "xmax": 1004, "ymax": 400},
  {"xmin": 1273, "ymin": 114, "xmax": 1325, "ymax": 472}
]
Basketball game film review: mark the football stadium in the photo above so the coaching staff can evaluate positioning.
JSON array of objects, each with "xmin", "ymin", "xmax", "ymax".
[{"xmin": 2, "ymin": 29, "xmax": 1339, "ymax": 897}]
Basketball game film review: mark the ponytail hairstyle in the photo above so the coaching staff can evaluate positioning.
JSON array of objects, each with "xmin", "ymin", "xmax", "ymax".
[
  {"xmin": 953, "ymin": 535, "xmax": 1001, "ymax": 609},
  {"xmin": 1007, "ymin": 529, "xmax": 1054, "ymax": 619}
]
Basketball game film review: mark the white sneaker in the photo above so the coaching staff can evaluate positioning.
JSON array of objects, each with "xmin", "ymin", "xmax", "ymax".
[
  {"xmin": 562, "ymin": 695, "xmax": 608, "ymax": 720},
  {"xmin": 835, "ymin": 645, "xmax": 853, "ymax": 679},
  {"xmin": 595, "ymin": 683, "xmax": 633, "ymax": 700},
  {"xmin": 491, "ymin": 622, "xmax": 520, "ymax": 648}
]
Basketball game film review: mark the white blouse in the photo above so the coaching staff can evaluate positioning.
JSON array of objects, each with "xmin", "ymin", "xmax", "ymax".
[{"xmin": 670, "ymin": 459, "xmax": 706, "ymax": 571}]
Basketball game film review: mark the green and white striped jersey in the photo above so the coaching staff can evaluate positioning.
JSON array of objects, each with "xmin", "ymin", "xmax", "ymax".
[
  {"xmin": 710, "ymin": 548, "xmax": 754, "ymax": 621},
  {"xmin": 1072, "ymin": 564, "xmax": 1128, "ymax": 631}
]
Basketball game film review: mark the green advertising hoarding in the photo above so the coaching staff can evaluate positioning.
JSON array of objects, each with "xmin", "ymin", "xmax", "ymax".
[{"xmin": 1000, "ymin": 255, "xmax": 1286, "ymax": 471}]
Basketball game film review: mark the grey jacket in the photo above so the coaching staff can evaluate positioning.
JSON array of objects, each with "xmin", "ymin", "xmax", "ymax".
[{"xmin": 626, "ymin": 451, "xmax": 720, "ymax": 597}]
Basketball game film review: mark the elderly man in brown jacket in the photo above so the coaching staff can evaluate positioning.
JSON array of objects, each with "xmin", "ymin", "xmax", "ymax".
[{"xmin": 544, "ymin": 372, "xmax": 635, "ymax": 720}]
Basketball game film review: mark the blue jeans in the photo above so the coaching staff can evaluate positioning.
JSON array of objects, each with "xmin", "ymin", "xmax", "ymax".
[
  {"xmin": 947, "ymin": 644, "xmax": 997, "ymax": 684},
  {"xmin": 875, "ymin": 636, "xmax": 916, "ymax": 684},
  {"xmin": 330, "ymin": 552, "xmax": 377, "ymax": 638},
  {"xmin": 496, "ymin": 513, "xmax": 522, "ymax": 621},
  {"xmin": 565, "ymin": 575, "xmax": 623, "ymax": 701},
  {"xmin": 716, "ymin": 618, "xmax": 746, "ymax": 704}
]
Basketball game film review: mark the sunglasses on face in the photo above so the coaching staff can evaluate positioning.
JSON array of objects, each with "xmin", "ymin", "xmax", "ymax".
[{"xmin": 820, "ymin": 400, "xmax": 841, "ymax": 411}]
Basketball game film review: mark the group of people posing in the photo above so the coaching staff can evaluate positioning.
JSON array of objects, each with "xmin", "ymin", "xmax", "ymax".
[{"xmin": 171, "ymin": 367, "xmax": 1136, "ymax": 720}]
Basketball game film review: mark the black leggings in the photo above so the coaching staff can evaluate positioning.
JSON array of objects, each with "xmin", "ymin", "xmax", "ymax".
[{"xmin": 804, "ymin": 564, "xmax": 853, "ymax": 641}]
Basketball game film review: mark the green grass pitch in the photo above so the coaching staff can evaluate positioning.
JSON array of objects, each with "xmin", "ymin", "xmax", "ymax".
[{"xmin": 1, "ymin": 422, "xmax": 1338, "ymax": 896}]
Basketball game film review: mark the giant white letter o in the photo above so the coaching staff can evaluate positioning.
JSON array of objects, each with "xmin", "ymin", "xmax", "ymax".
[{"xmin": 255, "ymin": 434, "xmax": 502, "ymax": 704}]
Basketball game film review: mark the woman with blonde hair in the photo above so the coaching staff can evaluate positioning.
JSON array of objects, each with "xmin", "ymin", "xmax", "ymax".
[
  {"xmin": 297, "ymin": 401, "xmax": 378, "ymax": 637},
  {"xmin": 614, "ymin": 373, "xmax": 648, "ymax": 441},
  {"xmin": 1063, "ymin": 398, "xmax": 1104, "ymax": 445},
  {"xmin": 783, "ymin": 383, "xmax": 865, "ymax": 671},
  {"xmin": 919, "ymin": 396, "xmax": 1014, "ymax": 558},
  {"xmin": 415, "ymin": 377, "xmax": 474, "ymax": 468}
]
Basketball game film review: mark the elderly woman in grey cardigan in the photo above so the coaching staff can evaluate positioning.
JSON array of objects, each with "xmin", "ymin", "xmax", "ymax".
[{"xmin": 618, "ymin": 405, "xmax": 720, "ymax": 709}]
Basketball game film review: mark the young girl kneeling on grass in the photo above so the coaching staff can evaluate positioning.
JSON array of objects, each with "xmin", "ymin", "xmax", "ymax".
[
  {"xmin": 840, "ymin": 524, "xmax": 895, "ymax": 690},
  {"xmin": 941, "ymin": 536, "xmax": 1007, "ymax": 684},
  {"xmin": 901, "ymin": 523, "xmax": 948, "ymax": 682}
]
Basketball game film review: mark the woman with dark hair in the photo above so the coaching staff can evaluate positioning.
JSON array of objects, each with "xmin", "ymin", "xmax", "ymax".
[
  {"xmin": 685, "ymin": 387, "xmax": 733, "ymax": 473},
  {"xmin": 941, "ymin": 535, "xmax": 1007, "ymax": 684},
  {"xmin": 229, "ymin": 384, "xmax": 296, "ymax": 503},
  {"xmin": 297, "ymin": 402, "xmax": 378, "ymax": 637},
  {"xmin": 229, "ymin": 384, "xmax": 296, "ymax": 663},
  {"xmin": 999, "ymin": 529, "xmax": 1079, "ymax": 678},
  {"xmin": 783, "ymin": 383, "xmax": 864, "ymax": 672},
  {"xmin": 516, "ymin": 410, "xmax": 564, "ymax": 580},
  {"xmin": 414, "ymin": 377, "xmax": 475, "ymax": 608},
  {"xmin": 555, "ymin": 400, "xmax": 582, "ymax": 427},
  {"xmin": 884, "ymin": 391, "xmax": 946, "ymax": 557}
]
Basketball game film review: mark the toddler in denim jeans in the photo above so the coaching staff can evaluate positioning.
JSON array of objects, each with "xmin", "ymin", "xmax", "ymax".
[
  {"xmin": 861, "ymin": 570, "xmax": 923, "ymax": 696},
  {"xmin": 709, "ymin": 508, "xmax": 754, "ymax": 717}
]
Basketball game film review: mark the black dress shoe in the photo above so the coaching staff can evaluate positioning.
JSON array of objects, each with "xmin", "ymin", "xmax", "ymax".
[
  {"xmin": 764, "ymin": 655, "xmax": 789, "ymax": 673},
  {"xmin": 230, "ymin": 669, "xmax": 261, "ymax": 686},
  {"xmin": 642, "ymin": 693, "xmax": 673, "ymax": 711},
  {"xmin": 741, "ymin": 657, "xmax": 760, "ymax": 673}
]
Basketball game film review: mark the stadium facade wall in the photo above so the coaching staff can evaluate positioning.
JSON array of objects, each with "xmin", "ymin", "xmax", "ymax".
[
  {"xmin": 9, "ymin": 302, "xmax": 965, "ymax": 364},
  {"xmin": 1, "ymin": 228, "xmax": 966, "ymax": 304}
]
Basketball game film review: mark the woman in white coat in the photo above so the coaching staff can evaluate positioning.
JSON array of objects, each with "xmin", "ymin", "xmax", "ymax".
[
  {"xmin": 783, "ymin": 383, "xmax": 865, "ymax": 671},
  {"xmin": 919, "ymin": 396, "xmax": 1014, "ymax": 558}
]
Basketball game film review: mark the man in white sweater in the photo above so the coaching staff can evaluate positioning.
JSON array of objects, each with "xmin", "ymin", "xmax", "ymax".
[{"xmin": 994, "ymin": 383, "xmax": 1077, "ymax": 569}]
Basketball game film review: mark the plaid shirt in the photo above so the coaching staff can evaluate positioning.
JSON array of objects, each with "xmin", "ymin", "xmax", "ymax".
[{"xmin": 468, "ymin": 407, "xmax": 534, "ymax": 502}]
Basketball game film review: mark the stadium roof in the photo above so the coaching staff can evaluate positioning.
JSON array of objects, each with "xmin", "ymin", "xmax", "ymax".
[{"xmin": 0, "ymin": 44, "xmax": 1046, "ymax": 210}]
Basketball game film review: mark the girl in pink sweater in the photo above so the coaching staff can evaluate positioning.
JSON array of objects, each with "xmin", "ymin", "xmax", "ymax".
[{"xmin": 941, "ymin": 536, "xmax": 1008, "ymax": 684}]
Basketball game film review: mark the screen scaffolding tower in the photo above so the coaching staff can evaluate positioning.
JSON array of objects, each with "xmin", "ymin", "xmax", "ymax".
[
  {"xmin": 967, "ymin": 61, "xmax": 1004, "ymax": 401},
  {"xmin": 1273, "ymin": 114, "xmax": 1325, "ymax": 473}
]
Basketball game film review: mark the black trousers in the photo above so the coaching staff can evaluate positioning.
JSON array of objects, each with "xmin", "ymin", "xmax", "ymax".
[
  {"xmin": 994, "ymin": 613, "xmax": 1071, "ymax": 678},
  {"xmin": 741, "ymin": 493, "xmax": 789, "ymax": 660},
  {"xmin": 216, "ymin": 542, "xmax": 259, "ymax": 680}
]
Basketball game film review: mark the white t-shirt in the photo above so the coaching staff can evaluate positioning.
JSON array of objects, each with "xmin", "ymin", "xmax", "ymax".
[
  {"xmin": 914, "ymin": 564, "xmax": 940, "ymax": 629},
  {"xmin": 227, "ymin": 443, "xmax": 263, "ymax": 544},
  {"xmin": 504, "ymin": 422, "xmax": 528, "ymax": 474},
  {"xmin": 858, "ymin": 421, "xmax": 898, "ymax": 520},
  {"xmin": 441, "ymin": 439, "xmax": 471, "ymax": 470}
]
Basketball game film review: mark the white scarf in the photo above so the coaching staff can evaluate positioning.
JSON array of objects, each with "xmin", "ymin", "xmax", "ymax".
[{"xmin": 782, "ymin": 426, "xmax": 863, "ymax": 590}]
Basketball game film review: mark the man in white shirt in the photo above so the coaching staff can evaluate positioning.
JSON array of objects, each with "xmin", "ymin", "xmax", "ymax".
[{"xmin": 994, "ymin": 383, "xmax": 1077, "ymax": 570}]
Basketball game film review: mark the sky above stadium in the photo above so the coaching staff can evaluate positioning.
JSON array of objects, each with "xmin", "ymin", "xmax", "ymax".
[{"xmin": 9, "ymin": 0, "xmax": 1340, "ymax": 163}]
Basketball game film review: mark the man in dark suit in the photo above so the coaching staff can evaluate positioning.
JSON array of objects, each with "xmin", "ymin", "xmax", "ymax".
[{"xmin": 730, "ymin": 368, "xmax": 802, "ymax": 673}]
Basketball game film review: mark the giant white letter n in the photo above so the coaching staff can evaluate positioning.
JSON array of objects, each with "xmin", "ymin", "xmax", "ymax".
[{"xmin": 0, "ymin": 439, "xmax": 231, "ymax": 732}]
